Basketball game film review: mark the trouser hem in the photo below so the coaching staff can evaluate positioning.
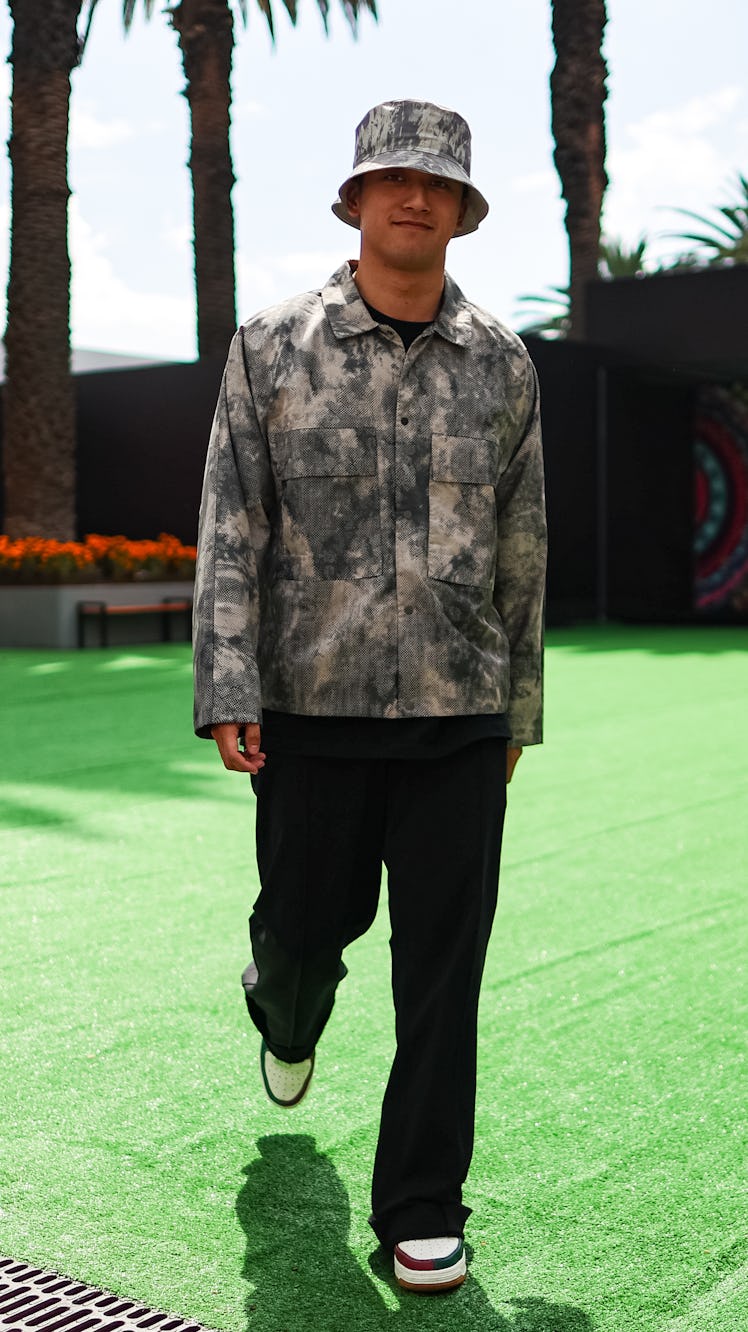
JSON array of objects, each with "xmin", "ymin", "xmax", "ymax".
[
  {"xmin": 241, "ymin": 957, "xmax": 325, "ymax": 1063},
  {"xmin": 368, "ymin": 1203, "xmax": 471, "ymax": 1253}
]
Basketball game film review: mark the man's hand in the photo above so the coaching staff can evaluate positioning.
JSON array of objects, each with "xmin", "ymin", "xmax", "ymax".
[
  {"xmin": 507, "ymin": 745, "xmax": 523, "ymax": 784},
  {"xmin": 211, "ymin": 722, "xmax": 266, "ymax": 774}
]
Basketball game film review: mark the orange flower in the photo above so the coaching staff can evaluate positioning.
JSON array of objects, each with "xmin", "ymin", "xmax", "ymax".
[{"xmin": 0, "ymin": 532, "xmax": 196, "ymax": 585}]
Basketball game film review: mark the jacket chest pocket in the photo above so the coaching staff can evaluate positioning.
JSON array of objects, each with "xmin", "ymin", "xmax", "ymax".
[
  {"xmin": 427, "ymin": 435, "xmax": 498, "ymax": 589},
  {"xmin": 272, "ymin": 428, "xmax": 382, "ymax": 580}
]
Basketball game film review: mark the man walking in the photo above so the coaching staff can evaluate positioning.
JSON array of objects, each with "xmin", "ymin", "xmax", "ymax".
[{"xmin": 193, "ymin": 100, "xmax": 546, "ymax": 1293}]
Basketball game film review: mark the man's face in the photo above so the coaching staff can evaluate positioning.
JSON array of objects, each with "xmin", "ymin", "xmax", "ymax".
[{"xmin": 346, "ymin": 168, "xmax": 467, "ymax": 273}]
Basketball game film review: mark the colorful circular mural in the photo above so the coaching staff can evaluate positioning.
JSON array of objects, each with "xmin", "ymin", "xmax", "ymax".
[{"xmin": 694, "ymin": 386, "xmax": 748, "ymax": 614}]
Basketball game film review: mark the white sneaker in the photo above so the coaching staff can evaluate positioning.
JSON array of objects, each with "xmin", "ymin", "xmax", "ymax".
[
  {"xmin": 394, "ymin": 1236, "xmax": 466, "ymax": 1292},
  {"xmin": 259, "ymin": 1038, "xmax": 314, "ymax": 1108}
]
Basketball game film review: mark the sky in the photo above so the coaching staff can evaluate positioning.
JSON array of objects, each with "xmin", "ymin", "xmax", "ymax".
[{"xmin": 0, "ymin": 0, "xmax": 746, "ymax": 361}]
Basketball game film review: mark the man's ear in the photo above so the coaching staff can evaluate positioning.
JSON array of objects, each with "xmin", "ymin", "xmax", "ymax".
[{"xmin": 346, "ymin": 180, "xmax": 362, "ymax": 219}]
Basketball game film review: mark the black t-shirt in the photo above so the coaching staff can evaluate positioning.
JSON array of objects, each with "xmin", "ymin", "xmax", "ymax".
[
  {"xmin": 261, "ymin": 710, "xmax": 509, "ymax": 759},
  {"xmin": 364, "ymin": 299, "xmax": 432, "ymax": 350},
  {"xmin": 261, "ymin": 299, "xmax": 509, "ymax": 759}
]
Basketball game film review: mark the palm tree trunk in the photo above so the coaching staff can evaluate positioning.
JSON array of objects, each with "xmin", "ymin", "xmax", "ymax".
[
  {"xmin": 3, "ymin": 0, "xmax": 81, "ymax": 539},
  {"xmin": 550, "ymin": 0, "xmax": 608, "ymax": 340},
  {"xmin": 170, "ymin": 0, "xmax": 238, "ymax": 359}
]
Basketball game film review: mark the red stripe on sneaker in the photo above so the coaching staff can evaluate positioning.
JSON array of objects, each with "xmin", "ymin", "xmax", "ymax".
[{"xmin": 394, "ymin": 1246, "xmax": 436, "ymax": 1271}]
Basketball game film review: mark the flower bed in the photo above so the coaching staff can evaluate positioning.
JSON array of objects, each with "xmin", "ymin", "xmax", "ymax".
[
  {"xmin": 0, "ymin": 533, "xmax": 196, "ymax": 585},
  {"xmin": 0, "ymin": 534, "xmax": 196, "ymax": 648}
]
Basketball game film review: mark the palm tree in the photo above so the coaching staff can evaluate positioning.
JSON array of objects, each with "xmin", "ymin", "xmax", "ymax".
[
  {"xmin": 3, "ymin": 1, "xmax": 98, "ymax": 540},
  {"xmin": 123, "ymin": 0, "xmax": 378, "ymax": 360},
  {"xmin": 549, "ymin": 0, "xmax": 609, "ymax": 339}
]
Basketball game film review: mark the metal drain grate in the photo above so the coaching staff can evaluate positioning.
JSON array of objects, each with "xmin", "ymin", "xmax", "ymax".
[{"xmin": 0, "ymin": 1257, "xmax": 215, "ymax": 1332}]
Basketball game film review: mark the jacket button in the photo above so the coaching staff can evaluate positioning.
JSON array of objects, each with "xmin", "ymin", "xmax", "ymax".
[
  {"xmin": 400, "ymin": 416, "xmax": 409, "ymax": 426},
  {"xmin": 403, "ymin": 605, "xmax": 414, "ymax": 615}
]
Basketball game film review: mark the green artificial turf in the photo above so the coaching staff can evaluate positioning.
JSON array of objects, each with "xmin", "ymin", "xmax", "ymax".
[{"xmin": 0, "ymin": 626, "xmax": 746, "ymax": 1332}]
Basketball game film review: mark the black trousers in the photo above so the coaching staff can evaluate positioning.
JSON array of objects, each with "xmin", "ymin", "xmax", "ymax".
[{"xmin": 243, "ymin": 737, "xmax": 507, "ymax": 1251}]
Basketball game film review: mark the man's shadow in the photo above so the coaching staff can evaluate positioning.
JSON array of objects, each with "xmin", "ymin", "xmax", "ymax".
[{"xmin": 236, "ymin": 1134, "xmax": 594, "ymax": 1331}]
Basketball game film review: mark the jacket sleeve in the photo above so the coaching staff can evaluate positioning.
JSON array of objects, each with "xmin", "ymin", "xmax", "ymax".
[
  {"xmin": 192, "ymin": 329, "xmax": 274, "ymax": 738},
  {"xmin": 492, "ymin": 355, "xmax": 547, "ymax": 747}
]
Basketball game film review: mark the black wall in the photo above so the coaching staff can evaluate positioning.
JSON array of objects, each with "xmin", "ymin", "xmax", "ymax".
[
  {"xmin": 603, "ymin": 371, "xmax": 695, "ymax": 620},
  {"xmin": 587, "ymin": 268, "xmax": 748, "ymax": 378},
  {"xmin": 75, "ymin": 357, "xmax": 224, "ymax": 544},
  {"xmin": 585, "ymin": 267, "xmax": 748, "ymax": 623},
  {"xmin": 523, "ymin": 336, "xmax": 600, "ymax": 622}
]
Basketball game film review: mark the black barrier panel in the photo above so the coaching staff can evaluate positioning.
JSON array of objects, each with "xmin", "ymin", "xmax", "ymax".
[
  {"xmin": 587, "ymin": 268, "xmax": 748, "ymax": 378},
  {"xmin": 523, "ymin": 336, "xmax": 599, "ymax": 624},
  {"xmin": 75, "ymin": 357, "xmax": 225, "ymax": 544},
  {"xmin": 604, "ymin": 370, "xmax": 695, "ymax": 621}
]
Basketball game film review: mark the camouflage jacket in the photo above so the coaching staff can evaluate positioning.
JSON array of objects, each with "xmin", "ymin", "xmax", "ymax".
[{"xmin": 193, "ymin": 261, "xmax": 547, "ymax": 745}]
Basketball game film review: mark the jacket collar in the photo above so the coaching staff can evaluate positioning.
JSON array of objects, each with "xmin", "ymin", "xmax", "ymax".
[{"xmin": 322, "ymin": 261, "xmax": 473, "ymax": 346}]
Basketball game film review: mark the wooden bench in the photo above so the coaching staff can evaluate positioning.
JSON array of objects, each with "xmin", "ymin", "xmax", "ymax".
[{"xmin": 77, "ymin": 597, "xmax": 193, "ymax": 648}]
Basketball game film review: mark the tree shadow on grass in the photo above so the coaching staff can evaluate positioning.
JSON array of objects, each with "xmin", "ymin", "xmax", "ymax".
[
  {"xmin": 236, "ymin": 1134, "xmax": 593, "ymax": 1332},
  {"xmin": 546, "ymin": 624, "xmax": 747, "ymax": 655}
]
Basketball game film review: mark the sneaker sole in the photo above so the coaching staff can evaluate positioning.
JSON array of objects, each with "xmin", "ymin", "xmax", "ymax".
[{"xmin": 394, "ymin": 1256, "xmax": 466, "ymax": 1293}]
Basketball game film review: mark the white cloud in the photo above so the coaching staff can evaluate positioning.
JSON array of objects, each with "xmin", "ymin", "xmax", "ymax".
[
  {"xmin": 235, "ymin": 99, "xmax": 271, "ymax": 120},
  {"xmin": 236, "ymin": 259, "xmax": 281, "ymax": 315},
  {"xmin": 603, "ymin": 85, "xmax": 745, "ymax": 261},
  {"xmin": 510, "ymin": 169, "xmax": 557, "ymax": 196},
  {"xmin": 70, "ymin": 100, "xmax": 134, "ymax": 150},
  {"xmin": 275, "ymin": 249, "xmax": 350, "ymax": 274},
  {"xmin": 641, "ymin": 85, "xmax": 742, "ymax": 136},
  {"xmin": 68, "ymin": 200, "xmax": 194, "ymax": 359},
  {"xmin": 0, "ymin": 198, "xmax": 193, "ymax": 360},
  {"xmin": 236, "ymin": 248, "xmax": 349, "ymax": 316},
  {"xmin": 163, "ymin": 221, "xmax": 193, "ymax": 254},
  {"xmin": 1, "ymin": 199, "xmax": 347, "ymax": 360}
]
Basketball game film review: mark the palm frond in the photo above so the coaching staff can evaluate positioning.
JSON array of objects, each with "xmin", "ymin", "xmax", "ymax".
[
  {"xmin": 79, "ymin": 0, "xmax": 102, "ymax": 58},
  {"xmin": 599, "ymin": 234, "xmax": 648, "ymax": 278},
  {"xmin": 672, "ymin": 227, "xmax": 734, "ymax": 247},
  {"xmin": 663, "ymin": 174, "xmax": 748, "ymax": 265},
  {"xmin": 254, "ymin": 0, "xmax": 300, "ymax": 41},
  {"xmin": 122, "ymin": 0, "xmax": 162, "ymax": 33},
  {"xmin": 255, "ymin": 0, "xmax": 276, "ymax": 38},
  {"xmin": 339, "ymin": 0, "xmax": 378, "ymax": 36},
  {"xmin": 670, "ymin": 211, "xmax": 739, "ymax": 244},
  {"xmin": 517, "ymin": 314, "xmax": 570, "ymax": 339},
  {"xmin": 515, "ymin": 286, "xmax": 570, "ymax": 338},
  {"xmin": 260, "ymin": 0, "xmax": 377, "ymax": 42},
  {"xmin": 122, "ymin": 0, "xmax": 159, "ymax": 33},
  {"xmin": 516, "ymin": 288, "xmax": 569, "ymax": 306},
  {"xmin": 124, "ymin": 0, "xmax": 376, "ymax": 42}
]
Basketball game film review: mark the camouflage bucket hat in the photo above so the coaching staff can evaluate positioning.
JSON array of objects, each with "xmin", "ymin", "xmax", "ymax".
[{"xmin": 332, "ymin": 99, "xmax": 489, "ymax": 238}]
